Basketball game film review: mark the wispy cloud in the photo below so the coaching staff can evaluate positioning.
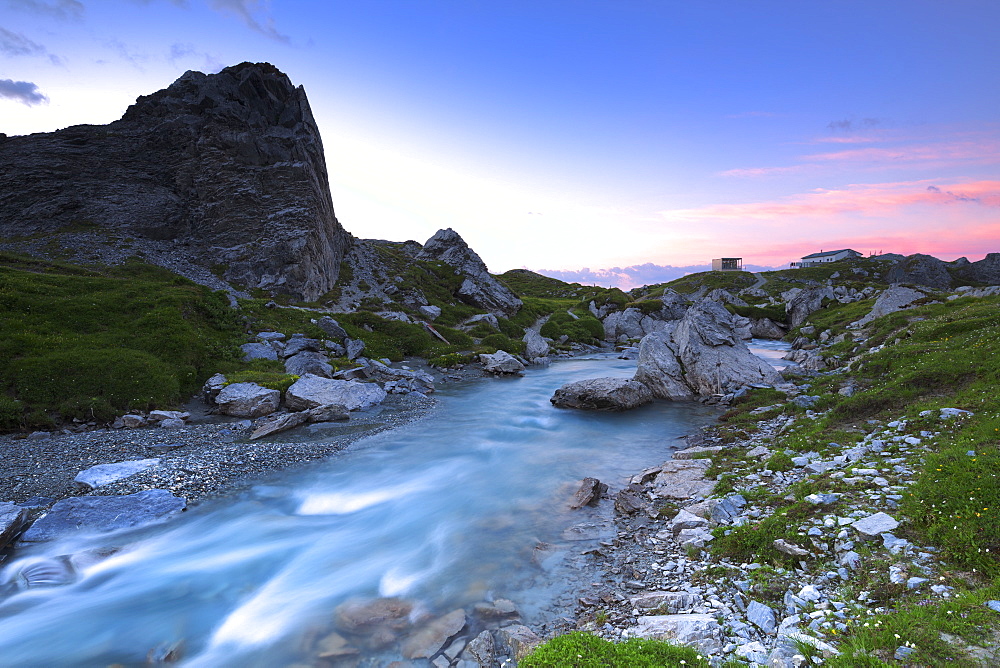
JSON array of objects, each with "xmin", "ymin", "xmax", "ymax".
[
  {"xmin": 0, "ymin": 78, "xmax": 49, "ymax": 105},
  {"xmin": 0, "ymin": 27, "xmax": 63, "ymax": 64},
  {"xmin": 168, "ymin": 42, "xmax": 225, "ymax": 73},
  {"xmin": 209, "ymin": 0, "xmax": 290, "ymax": 44},
  {"xmin": 5, "ymin": 0, "xmax": 84, "ymax": 20}
]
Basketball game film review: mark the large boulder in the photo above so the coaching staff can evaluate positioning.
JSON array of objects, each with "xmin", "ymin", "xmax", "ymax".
[
  {"xmin": 285, "ymin": 374, "xmax": 387, "ymax": 411},
  {"xmin": 603, "ymin": 307, "xmax": 673, "ymax": 342},
  {"xmin": 417, "ymin": 228, "xmax": 522, "ymax": 317},
  {"xmin": 0, "ymin": 62, "xmax": 351, "ymax": 301},
  {"xmin": 215, "ymin": 382, "xmax": 281, "ymax": 417},
  {"xmin": 523, "ymin": 326, "xmax": 550, "ymax": 361},
  {"xmin": 851, "ymin": 286, "xmax": 928, "ymax": 327},
  {"xmin": 750, "ymin": 317, "xmax": 787, "ymax": 339},
  {"xmin": 887, "ymin": 253, "xmax": 952, "ymax": 289},
  {"xmin": 479, "ymin": 350, "xmax": 525, "ymax": 375},
  {"xmin": 20, "ymin": 489, "xmax": 186, "ymax": 543},
  {"xmin": 550, "ymin": 378, "xmax": 653, "ymax": 411},
  {"xmin": 634, "ymin": 300, "xmax": 780, "ymax": 398},
  {"xmin": 284, "ymin": 351, "xmax": 333, "ymax": 377},
  {"xmin": 0, "ymin": 502, "xmax": 29, "ymax": 550},
  {"xmin": 785, "ymin": 287, "xmax": 835, "ymax": 328}
]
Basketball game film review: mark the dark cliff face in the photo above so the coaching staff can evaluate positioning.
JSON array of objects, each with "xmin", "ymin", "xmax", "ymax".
[{"xmin": 0, "ymin": 62, "xmax": 351, "ymax": 300}]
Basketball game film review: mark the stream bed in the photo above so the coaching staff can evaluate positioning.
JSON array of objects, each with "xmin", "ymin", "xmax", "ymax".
[{"xmin": 0, "ymin": 354, "xmax": 728, "ymax": 666}]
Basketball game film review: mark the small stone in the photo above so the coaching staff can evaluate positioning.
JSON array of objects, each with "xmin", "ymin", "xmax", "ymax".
[
  {"xmin": 851, "ymin": 511, "xmax": 899, "ymax": 539},
  {"xmin": 747, "ymin": 600, "xmax": 776, "ymax": 634}
]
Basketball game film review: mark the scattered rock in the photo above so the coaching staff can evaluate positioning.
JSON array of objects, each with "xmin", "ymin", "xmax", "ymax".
[
  {"xmin": 569, "ymin": 477, "xmax": 608, "ymax": 508},
  {"xmin": 74, "ymin": 458, "xmax": 160, "ymax": 489}
]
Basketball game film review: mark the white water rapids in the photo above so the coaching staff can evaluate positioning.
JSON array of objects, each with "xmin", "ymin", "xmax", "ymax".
[{"xmin": 0, "ymin": 351, "xmax": 770, "ymax": 666}]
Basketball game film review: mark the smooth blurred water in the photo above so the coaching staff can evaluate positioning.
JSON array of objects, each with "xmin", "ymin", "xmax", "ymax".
[{"xmin": 0, "ymin": 355, "xmax": 721, "ymax": 667}]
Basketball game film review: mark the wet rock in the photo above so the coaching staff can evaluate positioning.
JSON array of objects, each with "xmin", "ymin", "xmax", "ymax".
[
  {"xmin": 20, "ymin": 489, "xmax": 186, "ymax": 543},
  {"xmin": 472, "ymin": 599, "xmax": 519, "ymax": 622},
  {"xmin": 614, "ymin": 486, "xmax": 647, "ymax": 515},
  {"xmin": 461, "ymin": 630, "xmax": 495, "ymax": 666},
  {"xmin": 0, "ymin": 502, "xmax": 29, "ymax": 550},
  {"xmin": 74, "ymin": 458, "xmax": 160, "ymax": 489},
  {"xmin": 569, "ymin": 477, "xmax": 608, "ymax": 509},
  {"xmin": 314, "ymin": 631, "xmax": 359, "ymax": 660},
  {"xmin": 285, "ymin": 374, "xmax": 387, "ymax": 412},
  {"xmin": 215, "ymin": 382, "xmax": 281, "ymax": 418},
  {"xmin": 401, "ymin": 609, "xmax": 466, "ymax": 659},
  {"xmin": 550, "ymin": 378, "xmax": 653, "ymax": 411},
  {"xmin": 334, "ymin": 597, "xmax": 414, "ymax": 632}
]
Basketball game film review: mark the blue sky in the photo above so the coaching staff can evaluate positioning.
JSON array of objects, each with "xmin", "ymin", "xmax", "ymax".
[{"xmin": 2, "ymin": 1, "xmax": 998, "ymax": 287}]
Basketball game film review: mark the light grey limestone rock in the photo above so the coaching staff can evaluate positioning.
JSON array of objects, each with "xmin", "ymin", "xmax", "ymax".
[
  {"xmin": 652, "ymin": 459, "xmax": 716, "ymax": 500},
  {"xmin": 494, "ymin": 624, "xmax": 542, "ymax": 661},
  {"xmin": 851, "ymin": 511, "xmax": 899, "ymax": 539},
  {"xmin": 285, "ymin": 374, "xmax": 386, "ymax": 412},
  {"xmin": 75, "ymin": 458, "xmax": 160, "ymax": 489},
  {"xmin": 626, "ymin": 614, "xmax": 724, "ymax": 654},
  {"xmin": 418, "ymin": 305, "xmax": 442, "ymax": 321},
  {"xmin": 550, "ymin": 377, "xmax": 653, "ymax": 411},
  {"xmin": 785, "ymin": 287, "xmax": 835, "ymax": 328},
  {"xmin": 479, "ymin": 350, "xmax": 525, "ymax": 375},
  {"xmin": 306, "ymin": 403, "xmax": 350, "ymax": 422},
  {"xmin": 215, "ymin": 382, "xmax": 280, "ymax": 418},
  {"xmin": 852, "ymin": 286, "xmax": 927, "ymax": 328},
  {"xmin": 747, "ymin": 600, "xmax": 776, "ymax": 634}
]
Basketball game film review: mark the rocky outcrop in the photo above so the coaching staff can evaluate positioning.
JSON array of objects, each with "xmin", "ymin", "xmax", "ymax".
[
  {"xmin": 785, "ymin": 287, "xmax": 835, "ymax": 328},
  {"xmin": 603, "ymin": 290, "xmax": 690, "ymax": 342},
  {"xmin": 550, "ymin": 378, "xmax": 654, "ymax": 411},
  {"xmin": 851, "ymin": 286, "xmax": 928, "ymax": 328},
  {"xmin": 417, "ymin": 228, "xmax": 522, "ymax": 317},
  {"xmin": 887, "ymin": 254, "xmax": 952, "ymax": 289},
  {"xmin": 953, "ymin": 252, "xmax": 1000, "ymax": 285},
  {"xmin": 0, "ymin": 62, "xmax": 351, "ymax": 300},
  {"xmin": 634, "ymin": 300, "xmax": 780, "ymax": 399}
]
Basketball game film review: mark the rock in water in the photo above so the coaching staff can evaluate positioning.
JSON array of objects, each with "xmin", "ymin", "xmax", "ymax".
[
  {"xmin": 20, "ymin": 490, "xmax": 186, "ymax": 543},
  {"xmin": 634, "ymin": 299, "xmax": 780, "ymax": 398},
  {"xmin": 0, "ymin": 62, "xmax": 351, "ymax": 301},
  {"xmin": 550, "ymin": 378, "xmax": 653, "ymax": 411},
  {"xmin": 417, "ymin": 228, "xmax": 522, "ymax": 317}
]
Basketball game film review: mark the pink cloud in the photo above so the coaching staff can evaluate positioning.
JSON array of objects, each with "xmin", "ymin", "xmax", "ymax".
[{"xmin": 655, "ymin": 180, "xmax": 1000, "ymax": 266}]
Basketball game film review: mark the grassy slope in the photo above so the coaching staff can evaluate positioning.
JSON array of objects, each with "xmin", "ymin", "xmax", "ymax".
[{"xmin": 0, "ymin": 253, "xmax": 244, "ymax": 429}]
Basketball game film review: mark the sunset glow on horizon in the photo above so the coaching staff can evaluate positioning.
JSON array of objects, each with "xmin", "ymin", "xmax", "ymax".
[{"xmin": 1, "ymin": 1, "xmax": 997, "ymax": 286}]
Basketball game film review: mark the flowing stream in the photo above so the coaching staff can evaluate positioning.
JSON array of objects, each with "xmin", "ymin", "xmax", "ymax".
[{"xmin": 0, "ymin": 354, "xmax": 732, "ymax": 666}]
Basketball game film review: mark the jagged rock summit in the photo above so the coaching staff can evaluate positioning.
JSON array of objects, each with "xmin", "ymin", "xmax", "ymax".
[
  {"xmin": 0, "ymin": 62, "xmax": 350, "ymax": 300},
  {"xmin": 416, "ymin": 228, "xmax": 522, "ymax": 317}
]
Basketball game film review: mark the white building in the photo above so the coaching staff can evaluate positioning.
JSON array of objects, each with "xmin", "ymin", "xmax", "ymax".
[{"xmin": 790, "ymin": 249, "xmax": 862, "ymax": 268}]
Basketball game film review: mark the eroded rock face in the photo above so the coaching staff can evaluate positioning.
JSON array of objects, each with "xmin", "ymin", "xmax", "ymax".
[
  {"xmin": 954, "ymin": 252, "xmax": 1000, "ymax": 284},
  {"xmin": 851, "ymin": 285, "xmax": 928, "ymax": 327},
  {"xmin": 634, "ymin": 300, "xmax": 780, "ymax": 399},
  {"xmin": 785, "ymin": 287, "xmax": 835, "ymax": 328},
  {"xmin": 0, "ymin": 62, "xmax": 351, "ymax": 300},
  {"xmin": 416, "ymin": 228, "xmax": 522, "ymax": 317}
]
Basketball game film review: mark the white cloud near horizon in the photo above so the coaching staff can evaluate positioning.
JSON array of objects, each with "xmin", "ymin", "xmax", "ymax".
[{"xmin": 0, "ymin": 78, "xmax": 49, "ymax": 105}]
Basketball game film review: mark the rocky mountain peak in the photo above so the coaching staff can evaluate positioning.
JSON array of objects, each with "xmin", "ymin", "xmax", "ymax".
[
  {"xmin": 417, "ymin": 228, "xmax": 522, "ymax": 317},
  {"xmin": 0, "ymin": 62, "xmax": 351, "ymax": 301}
]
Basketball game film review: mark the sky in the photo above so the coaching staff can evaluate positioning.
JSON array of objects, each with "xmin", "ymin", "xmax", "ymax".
[{"xmin": 2, "ymin": 1, "xmax": 999, "ymax": 288}]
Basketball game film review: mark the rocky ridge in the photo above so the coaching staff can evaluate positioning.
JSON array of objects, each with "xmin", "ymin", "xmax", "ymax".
[{"xmin": 0, "ymin": 62, "xmax": 351, "ymax": 301}]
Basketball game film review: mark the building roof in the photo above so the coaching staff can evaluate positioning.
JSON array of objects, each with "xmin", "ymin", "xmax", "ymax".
[{"xmin": 801, "ymin": 249, "xmax": 860, "ymax": 259}]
